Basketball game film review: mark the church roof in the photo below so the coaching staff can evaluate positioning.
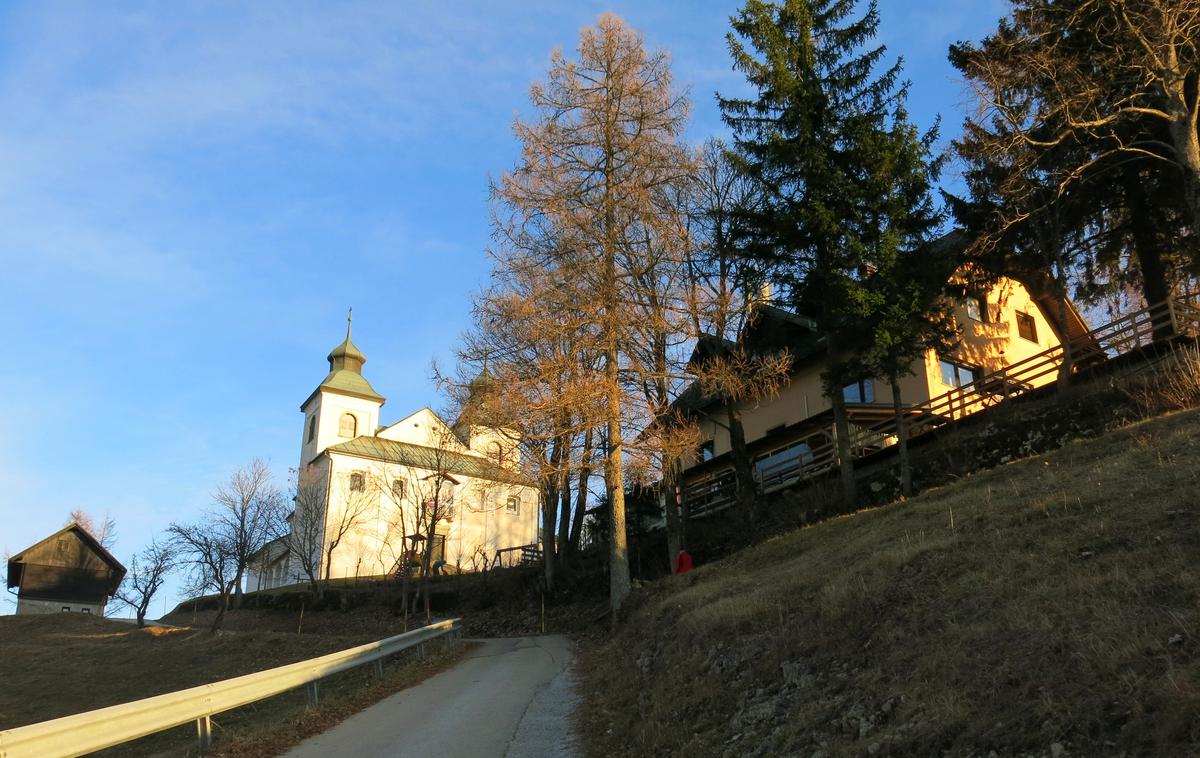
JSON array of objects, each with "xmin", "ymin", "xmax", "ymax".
[
  {"xmin": 326, "ymin": 436, "xmax": 534, "ymax": 486},
  {"xmin": 311, "ymin": 366, "xmax": 385, "ymax": 405},
  {"xmin": 302, "ymin": 313, "xmax": 385, "ymax": 408}
]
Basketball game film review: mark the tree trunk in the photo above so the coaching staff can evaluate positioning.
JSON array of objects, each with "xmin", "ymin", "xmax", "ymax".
[
  {"xmin": 662, "ymin": 456, "xmax": 681, "ymax": 572},
  {"xmin": 1125, "ymin": 164, "xmax": 1175, "ymax": 340},
  {"xmin": 890, "ymin": 375, "xmax": 912, "ymax": 497},
  {"xmin": 211, "ymin": 580, "xmax": 235, "ymax": 633},
  {"xmin": 605, "ymin": 347, "xmax": 631, "ymax": 615},
  {"xmin": 569, "ymin": 429, "xmax": 594, "ymax": 553},
  {"xmin": 557, "ymin": 466, "xmax": 572, "ymax": 571},
  {"xmin": 542, "ymin": 481, "xmax": 559, "ymax": 592},
  {"xmin": 831, "ymin": 387, "xmax": 856, "ymax": 505},
  {"xmin": 1167, "ymin": 112, "xmax": 1200, "ymax": 240},
  {"xmin": 727, "ymin": 405, "xmax": 758, "ymax": 523},
  {"xmin": 233, "ymin": 569, "xmax": 244, "ymax": 609}
]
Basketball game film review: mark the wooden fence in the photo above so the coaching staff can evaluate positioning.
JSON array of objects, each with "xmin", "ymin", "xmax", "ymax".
[{"xmin": 685, "ymin": 298, "xmax": 1200, "ymax": 516}]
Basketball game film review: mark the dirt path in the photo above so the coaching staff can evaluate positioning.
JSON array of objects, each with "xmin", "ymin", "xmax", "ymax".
[{"xmin": 282, "ymin": 636, "xmax": 579, "ymax": 758}]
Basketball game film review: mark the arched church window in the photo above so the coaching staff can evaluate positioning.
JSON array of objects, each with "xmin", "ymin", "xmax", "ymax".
[
  {"xmin": 488, "ymin": 441, "xmax": 504, "ymax": 466},
  {"xmin": 339, "ymin": 412, "xmax": 357, "ymax": 438},
  {"xmin": 307, "ymin": 416, "xmax": 316, "ymax": 443}
]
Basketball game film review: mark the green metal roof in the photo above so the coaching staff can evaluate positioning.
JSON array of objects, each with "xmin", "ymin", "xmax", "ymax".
[
  {"xmin": 316, "ymin": 368, "xmax": 385, "ymax": 403},
  {"xmin": 326, "ymin": 436, "xmax": 535, "ymax": 486},
  {"xmin": 328, "ymin": 335, "xmax": 367, "ymax": 368},
  {"xmin": 302, "ymin": 321, "xmax": 386, "ymax": 407}
]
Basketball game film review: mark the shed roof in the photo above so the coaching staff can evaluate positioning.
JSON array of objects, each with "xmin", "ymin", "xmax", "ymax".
[
  {"xmin": 6, "ymin": 524, "xmax": 127, "ymax": 594},
  {"xmin": 326, "ymin": 436, "xmax": 535, "ymax": 486}
]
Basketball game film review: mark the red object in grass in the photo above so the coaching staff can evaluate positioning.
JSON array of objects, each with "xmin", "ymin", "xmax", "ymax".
[{"xmin": 674, "ymin": 549, "xmax": 693, "ymax": 574}]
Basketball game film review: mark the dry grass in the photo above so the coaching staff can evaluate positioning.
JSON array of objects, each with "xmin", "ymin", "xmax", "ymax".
[
  {"xmin": 1124, "ymin": 344, "xmax": 1200, "ymax": 416},
  {"xmin": 0, "ymin": 614, "xmax": 471, "ymax": 757},
  {"xmin": 580, "ymin": 409, "xmax": 1200, "ymax": 757}
]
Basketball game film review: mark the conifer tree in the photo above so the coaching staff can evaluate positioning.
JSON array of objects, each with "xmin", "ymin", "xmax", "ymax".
[
  {"xmin": 949, "ymin": 0, "xmax": 1200, "ymax": 328},
  {"xmin": 490, "ymin": 13, "xmax": 690, "ymax": 614},
  {"xmin": 720, "ymin": 0, "xmax": 943, "ymax": 503}
]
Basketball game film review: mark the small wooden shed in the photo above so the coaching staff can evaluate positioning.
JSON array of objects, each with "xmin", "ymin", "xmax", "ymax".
[{"xmin": 6, "ymin": 524, "xmax": 127, "ymax": 615}]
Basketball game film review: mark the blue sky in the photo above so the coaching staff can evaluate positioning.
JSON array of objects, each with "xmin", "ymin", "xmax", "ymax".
[{"xmin": 0, "ymin": 0, "xmax": 1008, "ymax": 614}]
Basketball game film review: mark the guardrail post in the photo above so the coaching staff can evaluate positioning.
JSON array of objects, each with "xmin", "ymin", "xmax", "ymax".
[
  {"xmin": 417, "ymin": 642, "xmax": 427, "ymax": 660},
  {"xmin": 372, "ymin": 659, "xmax": 385, "ymax": 680},
  {"xmin": 196, "ymin": 715, "xmax": 212, "ymax": 753},
  {"xmin": 305, "ymin": 681, "xmax": 320, "ymax": 707}
]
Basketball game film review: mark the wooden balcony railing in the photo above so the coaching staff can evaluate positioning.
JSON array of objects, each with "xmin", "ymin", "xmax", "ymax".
[{"xmin": 683, "ymin": 298, "xmax": 1200, "ymax": 516}]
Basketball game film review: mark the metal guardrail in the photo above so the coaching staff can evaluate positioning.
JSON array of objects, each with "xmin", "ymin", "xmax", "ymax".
[
  {"xmin": 684, "ymin": 297, "xmax": 1200, "ymax": 513},
  {"xmin": 0, "ymin": 618, "xmax": 461, "ymax": 758}
]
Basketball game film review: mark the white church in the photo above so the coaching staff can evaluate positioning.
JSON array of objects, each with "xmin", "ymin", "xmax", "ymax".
[{"xmin": 248, "ymin": 319, "xmax": 540, "ymax": 591}]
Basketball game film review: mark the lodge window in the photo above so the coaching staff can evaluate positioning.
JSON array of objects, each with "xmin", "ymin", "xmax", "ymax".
[
  {"xmin": 698, "ymin": 440, "xmax": 715, "ymax": 462},
  {"xmin": 391, "ymin": 479, "xmax": 405, "ymax": 499},
  {"xmin": 842, "ymin": 379, "xmax": 875, "ymax": 404},
  {"xmin": 1015, "ymin": 311, "xmax": 1038, "ymax": 343},
  {"xmin": 80, "ymin": 608, "xmax": 90, "ymax": 615},
  {"xmin": 965, "ymin": 296, "xmax": 985, "ymax": 322},
  {"xmin": 755, "ymin": 442, "xmax": 813, "ymax": 482},
  {"xmin": 61, "ymin": 606, "xmax": 70, "ymax": 612},
  {"xmin": 307, "ymin": 416, "xmax": 316, "ymax": 443},
  {"xmin": 939, "ymin": 359, "xmax": 979, "ymax": 389},
  {"xmin": 507, "ymin": 495, "xmax": 520, "ymax": 513},
  {"xmin": 350, "ymin": 471, "xmax": 365, "ymax": 492},
  {"xmin": 339, "ymin": 412, "xmax": 357, "ymax": 438}
]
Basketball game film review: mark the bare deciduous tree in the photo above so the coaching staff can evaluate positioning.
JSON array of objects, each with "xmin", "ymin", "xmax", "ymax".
[
  {"xmin": 170, "ymin": 459, "xmax": 284, "ymax": 632},
  {"xmin": 281, "ymin": 469, "xmax": 329, "ymax": 600},
  {"xmin": 113, "ymin": 539, "xmax": 176, "ymax": 627}
]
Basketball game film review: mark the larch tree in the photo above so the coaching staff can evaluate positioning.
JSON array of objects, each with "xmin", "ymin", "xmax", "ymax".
[
  {"xmin": 67, "ymin": 509, "xmax": 117, "ymax": 550},
  {"xmin": 492, "ymin": 13, "xmax": 690, "ymax": 614},
  {"xmin": 720, "ymin": 0, "xmax": 931, "ymax": 504}
]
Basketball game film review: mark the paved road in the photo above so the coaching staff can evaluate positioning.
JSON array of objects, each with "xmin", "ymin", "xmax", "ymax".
[{"xmin": 283, "ymin": 636, "xmax": 579, "ymax": 758}]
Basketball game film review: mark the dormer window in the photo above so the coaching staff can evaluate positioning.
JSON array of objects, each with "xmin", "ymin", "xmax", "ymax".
[
  {"xmin": 307, "ymin": 416, "xmax": 316, "ymax": 443},
  {"xmin": 339, "ymin": 413, "xmax": 357, "ymax": 438},
  {"xmin": 1015, "ymin": 311, "xmax": 1038, "ymax": 343},
  {"xmin": 489, "ymin": 441, "xmax": 504, "ymax": 467}
]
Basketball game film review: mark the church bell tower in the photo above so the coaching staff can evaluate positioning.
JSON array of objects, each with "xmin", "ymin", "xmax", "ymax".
[{"xmin": 298, "ymin": 310, "xmax": 385, "ymax": 466}]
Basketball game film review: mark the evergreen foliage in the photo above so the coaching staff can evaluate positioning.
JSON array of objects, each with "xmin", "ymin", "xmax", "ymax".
[{"xmin": 719, "ymin": 0, "xmax": 948, "ymax": 500}]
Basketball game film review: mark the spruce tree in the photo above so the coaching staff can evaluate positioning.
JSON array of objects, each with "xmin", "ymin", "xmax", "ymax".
[{"xmin": 720, "ymin": 0, "xmax": 944, "ymax": 503}]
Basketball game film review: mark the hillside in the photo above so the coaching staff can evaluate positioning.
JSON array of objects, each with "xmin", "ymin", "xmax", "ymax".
[
  {"xmin": 580, "ymin": 409, "xmax": 1200, "ymax": 757},
  {"xmin": 0, "ymin": 614, "xmax": 468, "ymax": 757}
]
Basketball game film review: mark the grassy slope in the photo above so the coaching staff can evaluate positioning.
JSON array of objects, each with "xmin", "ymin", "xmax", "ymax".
[
  {"xmin": 0, "ymin": 615, "xmax": 469, "ymax": 757},
  {"xmin": 581, "ymin": 409, "xmax": 1200, "ymax": 757}
]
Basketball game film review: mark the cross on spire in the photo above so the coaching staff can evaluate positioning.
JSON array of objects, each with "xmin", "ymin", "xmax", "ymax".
[{"xmin": 346, "ymin": 307, "xmax": 353, "ymax": 339}]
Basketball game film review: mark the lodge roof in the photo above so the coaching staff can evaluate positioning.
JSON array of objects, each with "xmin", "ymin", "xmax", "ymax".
[{"xmin": 6, "ymin": 523, "xmax": 127, "ymax": 594}]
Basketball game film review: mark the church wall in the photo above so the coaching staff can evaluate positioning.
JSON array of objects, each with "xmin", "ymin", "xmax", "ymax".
[
  {"xmin": 461, "ymin": 425, "xmax": 522, "ymax": 471},
  {"xmin": 300, "ymin": 393, "xmax": 382, "ymax": 466},
  {"xmin": 318, "ymin": 453, "xmax": 539, "ymax": 582},
  {"xmin": 377, "ymin": 408, "xmax": 468, "ymax": 452}
]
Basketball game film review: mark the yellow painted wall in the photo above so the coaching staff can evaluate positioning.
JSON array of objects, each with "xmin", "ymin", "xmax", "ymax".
[{"xmin": 686, "ymin": 277, "xmax": 1065, "ymax": 471}]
